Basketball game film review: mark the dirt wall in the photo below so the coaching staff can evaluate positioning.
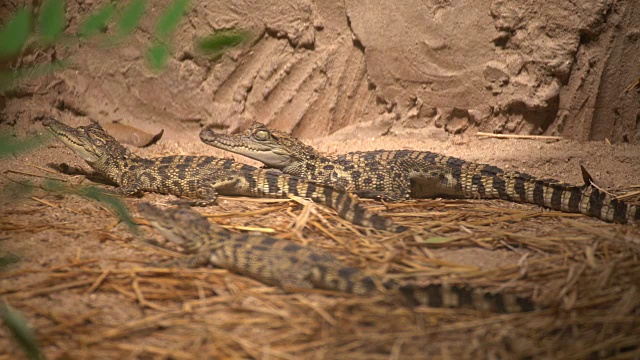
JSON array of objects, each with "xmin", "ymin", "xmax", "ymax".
[{"xmin": 1, "ymin": 0, "xmax": 639, "ymax": 142}]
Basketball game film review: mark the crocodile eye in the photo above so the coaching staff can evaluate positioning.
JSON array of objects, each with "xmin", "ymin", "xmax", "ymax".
[
  {"xmin": 89, "ymin": 134, "xmax": 105, "ymax": 146},
  {"xmin": 254, "ymin": 130, "xmax": 270, "ymax": 141}
]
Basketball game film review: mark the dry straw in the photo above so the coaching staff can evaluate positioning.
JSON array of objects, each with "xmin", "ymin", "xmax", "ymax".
[{"xmin": 1, "ymin": 178, "xmax": 639, "ymax": 358}]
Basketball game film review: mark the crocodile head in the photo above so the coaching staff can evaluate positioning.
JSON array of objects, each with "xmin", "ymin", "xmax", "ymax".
[
  {"xmin": 42, "ymin": 117, "xmax": 125, "ymax": 164},
  {"xmin": 199, "ymin": 122, "xmax": 320, "ymax": 169},
  {"xmin": 136, "ymin": 203, "xmax": 224, "ymax": 253}
]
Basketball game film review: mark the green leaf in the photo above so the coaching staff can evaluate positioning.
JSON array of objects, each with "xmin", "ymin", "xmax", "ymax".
[
  {"xmin": 0, "ymin": 133, "xmax": 51, "ymax": 158},
  {"xmin": 37, "ymin": 0, "xmax": 65, "ymax": 44},
  {"xmin": 78, "ymin": 2, "xmax": 115, "ymax": 37},
  {"xmin": 0, "ymin": 7, "xmax": 32, "ymax": 59},
  {"xmin": 146, "ymin": 42, "xmax": 169, "ymax": 70},
  {"xmin": 0, "ymin": 60, "xmax": 69, "ymax": 93},
  {"xmin": 155, "ymin": 0, "xmax": 190, "ymax": 40},
  {"xmin": 1, "ymin": 301, "xmax": 43, "ymax": 360},
  {"xmin": 76, "ymin": 185, "xmax": 139, "ymax": 234},
  {"xmin": 1, "ymin": 178, "xmax": 34, "ymax": 202},
  {"xmin": 195, "ymin": 30, "xmax": 249, "ymax": 56},
  {"xmin": 116, "ymin": 0, "xmax": 146, "ymax": 37}
]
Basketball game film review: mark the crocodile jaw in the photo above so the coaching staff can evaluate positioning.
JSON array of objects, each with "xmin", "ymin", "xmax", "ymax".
[
  {"xmin": 43, "ymin": 117, "xmax": 101, "ymax": 163},
  {"xmin": 200, "ymin": 129, "xmax": 293, "ymax": 168}
]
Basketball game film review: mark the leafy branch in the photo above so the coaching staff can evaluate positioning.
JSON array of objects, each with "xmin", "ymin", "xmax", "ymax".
[{"xmin": 0, "ymin": 0, "xmax": 251, "ymax": 92}]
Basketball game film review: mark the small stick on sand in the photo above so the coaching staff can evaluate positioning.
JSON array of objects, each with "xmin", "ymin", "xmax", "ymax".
[{"xmin": 476, "ymin": 132, "xmax": 563, "ymax": 140}]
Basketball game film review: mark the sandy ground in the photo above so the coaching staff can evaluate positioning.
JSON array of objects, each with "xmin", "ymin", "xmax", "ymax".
[{"xmin": 1, "ymin": 119, "xmax": 640, "ymax": 358}]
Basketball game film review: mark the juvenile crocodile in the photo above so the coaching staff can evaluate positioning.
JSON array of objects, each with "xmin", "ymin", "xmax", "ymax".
[
  {"xmin": 42, "ymin": 117, "xmax": 404, "ymax": 232},
  {"xmin": 138, "ymin": 203, "xmax": 537, "ymax": 313},
  {"xmin": 200, "ymin": 123, "xmax": 640, "ymax": 224}
]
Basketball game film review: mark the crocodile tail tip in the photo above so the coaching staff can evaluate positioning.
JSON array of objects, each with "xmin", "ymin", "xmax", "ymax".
[{"xmin": 580, "ymin": 164, "xmax": 596, "ymax": 187}]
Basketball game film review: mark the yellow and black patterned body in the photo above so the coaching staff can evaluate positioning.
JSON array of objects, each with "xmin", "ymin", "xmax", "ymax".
[
  {"xmin": 42, "ymin": 117, "xmax": 403, "ymax": 232},
  {"xmin": 200, "ymin": 123, "xmax": 640, "ymax": 224},
  {"xmin": 138, "ymin": 203, "xmax": 537, "ymax": 313}
]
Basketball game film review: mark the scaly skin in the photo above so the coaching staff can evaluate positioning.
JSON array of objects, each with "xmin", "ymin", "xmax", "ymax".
[
  {"xmin": 138, "ymin": 203, "xmax": 538, "ymax": 313},
  {"xmin": 200, "ymin": 122, "xmax": 640, "ymax": 224},
  {"xmin": 42, "ymin": 117, "xmax": 404, "ymax": 232}
]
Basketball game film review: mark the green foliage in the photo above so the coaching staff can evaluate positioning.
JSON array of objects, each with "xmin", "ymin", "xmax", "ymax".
[
  {"xmin": 196, "ymin": 30, "xmax": 250, "ymax": 57},
  {"xmin": 0, "ymin": 133, "xmax": 51, "ymax": 158},
  {"xmin": 78, "ymin": 2, "xmax": 115, "ymax": 37},
  {"xmin": 155, "ymin": 0, "xmax": 190, "ymax": 40},
  {"xmin": 0, "ymin": 60, "xmax": 68, "ymax": 92},
  {"xmin": 0, "ymin": 302, "xmax": 43, "ymax": 360},
  {"xmin": 0, "ymin": 133, "xmax": 136, "ymax": 233},
  {"xmin": 37, "ymin": 0, "xmax": 65, "ymax": 44},
  {"xmin": 1, "ymin": 179, "xmax": 35, "ymax": 202},
  {"xmin": 75, "ymin": 185, "xmax": 138, "ymax": 234},
  {"xmin": 0, "ymin": 7, "xmax": 31, "ymax": 59},
  {"xmin": 147, "ymin": 42, "xmax": 170, "ymax": 70},
  {"xmin": 146, "ymin": 0, "xmax": 190, "ymax": 69},
  {"xmin": 116, "ymin": 0, "xmax": 146, "ymax": 37},
  {"xmin": 0, "ymin": 0, "xmax": 248, "ymax": 91},
  {"xmin": 39, "ymin": 180, "xmax": 137, "ymax": 233}
]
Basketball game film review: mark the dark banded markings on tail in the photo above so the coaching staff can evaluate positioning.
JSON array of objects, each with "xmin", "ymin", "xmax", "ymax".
[
  {"xmin": 426, "ymin": 285, "xmax": 444, "ymax": 307},
  {"xmin": 635, "ymin": 207, "xmax": 640, "ymax": 222},
  {"xmin": 516, "ymin": 297, "xmax": 535, "ymax": 312},
  {"xmin": 446, "ymin": 158, "xmax": 463, "ymax": 185},
  {"xmin": 322, "ymin": 185, "xmax": 334, "ymax": 208},
  {"xmin": 612, "ymin": 198, "xmax": 629, "ymax": 224},
  {"xmin": 550, "ymin": 186, "xmax": 564, "ymax": 211},
  {"xmin": 304, "ymin": 181, "xmax": 317, "ymax": 199},
  {"xmin": 452, "ymin": 286, "xmax": 474, "ymax": 308},
  {"xmin": 480, "ymin": 164, "xmax": 504, "ymax": 176},
  {"xmin": 588, "ymin": 188, "xmax": 604, "ymax": 218},
  {"xmin": 487, "ymin": 292, "xmax": 507, "ymax": 314},
  {"xmin": 358, "ymin": 276, "xmax": 378, "ymax": 295},
  {"xmin": 244, "ymin": 171, "xmax": 257, "ymax": 192},
  {"xmin": 351, "ymin": 203, "xmax": 366, "ymax": 229},
  {"xmin": 265, "ymin": 173, "xmax": 281, "ymax": 194},
  {"xmin": 287, "ymin": 177, "xmax": 300, "ymax": 196},
  {"xmin": 567, "ymin": 187, "xmax": 583, "ymax": 213},
  {"xmin": 336, "ymin": 191, "xmax": 351, "ymax": 218},
  {"xmin": 492, "ymin": 176, "xmax": 507, "ymax": 198},
  {"xmin": 313, "ymin": 264, "xmax": 329, "ymax": 284},
  {"xmin": 471, "ymin": 174, "xmax": 486, "ymax": 197},
  {"xmin": 513, "ymin": 177, "xmax": 527, "ymax": 202},
  {"xmin": 337, "ymin": 267, "xmax": 359, "ymax": 293}
]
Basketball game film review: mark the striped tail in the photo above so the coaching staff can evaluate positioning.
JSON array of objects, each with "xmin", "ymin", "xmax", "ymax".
[
  {"xmin": 489, "ymin": 166, "xmax": 640, "ymax": 224},
  {"xmin": 398, "ymin": 283, "xmax": 537, "ymax": 313},
  {"xmin": 254, "ymin": 170, "xmax": 406, "ymax": 232},
  {"xmin": 444, "ymin": 157, "xmax": 639, "ymax": 224},
  {"xmin": 343, "ymin": 276, "xmax": 537, "ymax": 313}
]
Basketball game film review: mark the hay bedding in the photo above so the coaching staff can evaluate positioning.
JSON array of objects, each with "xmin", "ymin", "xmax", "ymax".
[{"xmin": 1, "ymin": 162, "xmax": 639, "ymax": 359}]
